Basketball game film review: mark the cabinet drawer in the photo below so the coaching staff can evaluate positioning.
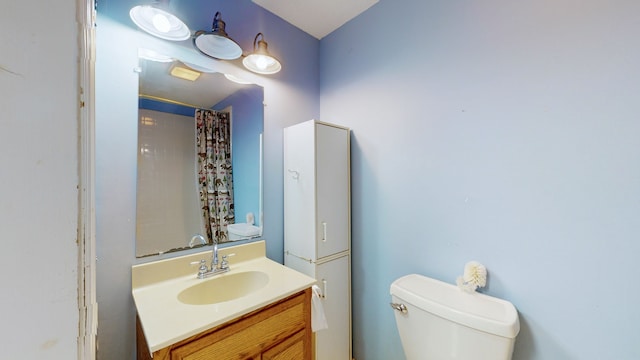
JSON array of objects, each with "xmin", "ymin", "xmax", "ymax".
[
  {"xmin": 168, "ymin": 290, "xmax": 310, "ymax": 360},
  {"xmin": 262, "ymin": 330, "xmax": 306, "ymax": 360}
]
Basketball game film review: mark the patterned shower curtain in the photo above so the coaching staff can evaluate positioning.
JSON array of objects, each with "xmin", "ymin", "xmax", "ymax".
[{"xmin": 195, "ymin": 109, "xmax": 234, "ymax": 244}]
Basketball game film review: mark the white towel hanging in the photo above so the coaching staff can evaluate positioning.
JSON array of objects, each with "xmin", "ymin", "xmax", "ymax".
[{"xmin": 311, "ymin": 285, "xmax": 328, "ymax": 332}]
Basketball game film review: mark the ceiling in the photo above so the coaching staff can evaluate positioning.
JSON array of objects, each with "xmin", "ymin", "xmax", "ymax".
[
  {"xmin": 251, "ymin": 0, "xmax": 379, "ymax": 39},
  {"xmin": 138, "ymin": 58, "xmax": 251, "ymax": 108}
]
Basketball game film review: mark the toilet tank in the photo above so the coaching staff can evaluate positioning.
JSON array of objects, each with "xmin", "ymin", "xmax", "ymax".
[{"xmin": 390, "ymin": 274, "xmax": 520, "ymax": 360}]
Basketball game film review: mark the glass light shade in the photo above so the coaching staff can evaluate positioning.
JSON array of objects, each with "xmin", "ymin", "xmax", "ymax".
[
  {"xmin": 129, "ymin": 5, "xmax": 190, "ymax": 41},
  {"xmin": 193, "ymin": 12, "xmax": 242, "ymax": 60},
  {"xmin": 193, "ymin": 33, "xmax": 242, "ymax": 60},
  {"xmin": 152, "ymin": 13, "xmax": 171, "ymax": 33},
  {"xmin": 243, "ymin": 54, "xmax": 281, "ymax": 74},
  {"xmin": 242, "ymin": 34, "xmax": 281, "ymax": 75}
]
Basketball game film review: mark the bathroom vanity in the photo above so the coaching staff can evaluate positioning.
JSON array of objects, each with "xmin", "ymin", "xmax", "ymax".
[
  {"xmin": 132, "ymin": 241, "xmax": 316, "ymax": 359},
  {"xmin": 137, "ymin": 289, "xmax": 311, "ymax": 359}
]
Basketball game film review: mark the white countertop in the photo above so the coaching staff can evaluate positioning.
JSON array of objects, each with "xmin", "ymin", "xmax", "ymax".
[{"xmin": 132, "ymin": 241, "xmax": 316, "ymax": 354}]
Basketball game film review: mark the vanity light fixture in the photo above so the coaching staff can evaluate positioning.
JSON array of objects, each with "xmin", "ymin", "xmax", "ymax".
[
  {"xmin": 129, "ymin": 0, "xmax": 190, "ymax": 41},
  {"xmin": 242, "ymin": 33, "xmax": 282, "ymax": 75},
  {"xmin": 193, "ymin": 12, "xmax": 243, "ymax": 60}
]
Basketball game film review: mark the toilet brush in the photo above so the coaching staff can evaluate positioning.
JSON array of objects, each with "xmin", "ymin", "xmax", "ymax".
[{"xmin": 456, "ymin": 261, "xmax": 487, "ymax": 293}]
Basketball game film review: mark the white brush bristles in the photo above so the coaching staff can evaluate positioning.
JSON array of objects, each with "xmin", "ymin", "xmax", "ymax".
[
  {"xmin": 464, "ymin": 261, "xmax": 487, "ymax": 287},
  {"xmin": 457, "ymin": 261, "xmax": 487, "ymax": 293}
]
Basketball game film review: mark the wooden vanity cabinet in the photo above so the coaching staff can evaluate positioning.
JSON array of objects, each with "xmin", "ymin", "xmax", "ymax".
[{"xmin": 137, "ymin": 288, "xmax": 312, "ymax": 360}]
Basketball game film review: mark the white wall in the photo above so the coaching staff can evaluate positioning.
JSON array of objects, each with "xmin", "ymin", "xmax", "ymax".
[
  {"xmin": 320, "ymin": 0, "xmax": 640, "ymax": 359},
  {"xmin": 135, "ymin": 109, "xmax": 201, "ymax": 256},
  {"xmin": 0, "ymin": 1, "xmax": 79, "ymax": 359}
]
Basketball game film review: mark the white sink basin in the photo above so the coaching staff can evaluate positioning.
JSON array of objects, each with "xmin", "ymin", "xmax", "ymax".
[{"xmin": 177, "ymin": 271, "xmax": 269, "ymax": 305}]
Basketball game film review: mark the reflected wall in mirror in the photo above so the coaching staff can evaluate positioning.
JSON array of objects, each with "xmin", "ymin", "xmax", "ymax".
[{"xmin": 135, "ymin": 51, "xmax": 264, "ymax": 257}]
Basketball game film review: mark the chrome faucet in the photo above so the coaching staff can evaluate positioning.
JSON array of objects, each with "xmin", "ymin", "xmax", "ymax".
[
  {"xmin": 189, "ymin": 234, "xmax": 207, "ymax": 248},
  {"xmin": 191, "ymin": 238, "xmax": 232, "ymax": 279},
  {"xmin": 211, "ymin": 241, "xmax": 219, "ymax": 270}
]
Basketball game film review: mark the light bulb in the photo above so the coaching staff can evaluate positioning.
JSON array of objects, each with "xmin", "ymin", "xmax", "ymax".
[
  {"xmin": 152, "ymin": 13, "xmax": 171, "ymax": 33},
  {"xmin": 255, "ymin": 55, "xmax": 276, "ymax": 70},
  {"xmin": 255, "ymin": 56, "xmax": 268, "ymax": 70}
]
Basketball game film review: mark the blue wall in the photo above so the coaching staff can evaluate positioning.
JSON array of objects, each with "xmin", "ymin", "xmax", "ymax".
[
  {"xmin": 214, "ymin": 86, "xmax": 264, "ymax": 226},
  {"xmin": 139, "ymin": 98, "xmax": 195, "ymax": 117},
  {"xmin": 320, "ymin": 0, "xmax": 640, "ymax": 359}
]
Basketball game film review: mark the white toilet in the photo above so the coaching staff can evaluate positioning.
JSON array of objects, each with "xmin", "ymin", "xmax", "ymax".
[{"xmin": 390, "ymin": 274, "xmax": 520, "ymax": 360}]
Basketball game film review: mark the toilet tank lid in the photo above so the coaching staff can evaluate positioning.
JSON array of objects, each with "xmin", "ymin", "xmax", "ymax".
[
  {"xmin": 227, "ymin": 223, "xmax": 261, "ymax": 237},
  {"xmin": 390, "ymin": 274, "xmax": 520, "ymax": 338}
]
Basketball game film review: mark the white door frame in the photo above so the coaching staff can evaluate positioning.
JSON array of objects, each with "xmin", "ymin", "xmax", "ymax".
[{"xmin": 77, "ymin": 0, "xmax": 98, "ymax": 358}]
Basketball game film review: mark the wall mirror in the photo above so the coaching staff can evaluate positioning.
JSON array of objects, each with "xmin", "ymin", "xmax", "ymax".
[{"xmin": 135, "ymin": 50, "xmax": 264, "ymax": 257}]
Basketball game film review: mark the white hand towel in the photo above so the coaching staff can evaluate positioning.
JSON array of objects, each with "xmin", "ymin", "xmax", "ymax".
[{"xmin": 311, "ymin": 285, "xmax": 328, "ymax": 332}]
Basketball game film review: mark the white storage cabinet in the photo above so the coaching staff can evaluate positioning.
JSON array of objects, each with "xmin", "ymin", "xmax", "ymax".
[{"xmin": 283, "ymin": 119, "xmax": 351, "ymax": 360}]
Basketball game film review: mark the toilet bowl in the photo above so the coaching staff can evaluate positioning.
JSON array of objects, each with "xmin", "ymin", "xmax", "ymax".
[{"xmin": 390, "ymin": 274, "xmax": 520, "ymax": 360}]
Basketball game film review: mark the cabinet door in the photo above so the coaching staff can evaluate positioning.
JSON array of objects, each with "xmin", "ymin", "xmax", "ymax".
[
  {"xmin": 283, "ymin": 120, "xmax": 316, "ymax": 259},
  {"xmin": 315, "ymin": 123, "xmax": 350, "ymax": 259},
  {"xmin": 315, "ymin": 255, "xmax": 351, "ymax": 360}
]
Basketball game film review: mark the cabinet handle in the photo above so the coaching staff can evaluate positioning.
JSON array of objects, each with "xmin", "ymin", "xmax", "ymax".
[
  {"xmin": 322, "ymin": 222, "xmax": 327, "ymax": 242},
  {"xmin": 321, "ymin": 279, "xmax": 327, "ymax": 299}
]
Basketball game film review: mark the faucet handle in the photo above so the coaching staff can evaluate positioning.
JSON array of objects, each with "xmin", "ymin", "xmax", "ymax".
[
  {"xmin": 220, "ymin": 253, "xmax": 236, "ymax": 270},
  {"xmin": 190, "ymin": 259, "xmax": 208, "ymax": 277}
]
